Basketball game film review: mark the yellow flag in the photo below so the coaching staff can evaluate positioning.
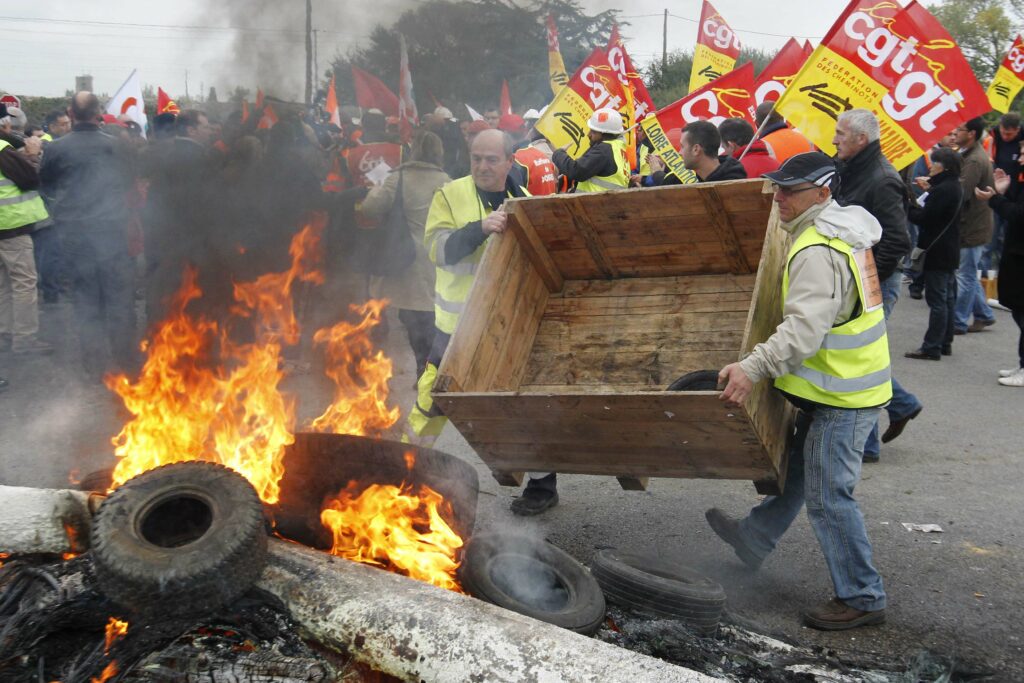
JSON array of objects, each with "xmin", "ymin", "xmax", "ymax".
[
  {"xmin": 987, "ymin": 34, "xmax": 1024, "ymax": 114},
  {"xmin": 546, "ymin": 15, "xmax": 569, "ymax": 97},
  {"xmin": 688, "ymin": 1, "xmax": 740, "ymax": 93}
]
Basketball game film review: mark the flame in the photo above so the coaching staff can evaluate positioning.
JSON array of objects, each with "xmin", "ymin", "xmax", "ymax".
[
  {"xmin": 0, "ymin": 552, "xmax": 8, "ymax": 568},
  {"xmin": 307, "ymin": 300, "xmax": 400, "ymax": 435},
  {"xmin": 320, "ymin": 475, "xmax": 464, "ymax": 592},
  {"xmin": 91, "ymin": 661, "xmax": 118, "ymax": 683},
  {"xmin": 104, "ymin": 617, "xmax": 128, "ymax": 653}
]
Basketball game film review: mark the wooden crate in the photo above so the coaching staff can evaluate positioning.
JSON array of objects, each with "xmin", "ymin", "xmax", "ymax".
[{"xmin": 432, "ymin": 179, "xmax": 795, "ymax": 494}]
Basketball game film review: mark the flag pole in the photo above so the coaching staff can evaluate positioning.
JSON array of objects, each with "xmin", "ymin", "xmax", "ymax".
[{"xmin": 738, "ymin": 99, "xmax": 776, "ymax": 162}]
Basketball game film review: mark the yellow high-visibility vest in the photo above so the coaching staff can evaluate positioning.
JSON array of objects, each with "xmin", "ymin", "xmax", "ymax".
[
  {"xmin": 0, "ymin": 140, "xmax": 49, "ymax": 231},
  {"xmin": 576, "ymin": 138, "xmax": 629, "ymax": 193}
]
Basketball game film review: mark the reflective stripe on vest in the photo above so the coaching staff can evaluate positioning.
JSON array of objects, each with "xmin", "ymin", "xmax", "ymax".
[
  {"xmin": 773, "ymin": 226, "xmax": 892, "ymax": 409},
  {"xmin": 424, "ymin": 175, "xmax": 523, "ymax": 335},
  {"xmin": 576, "ymin": 138, "xmax": 629, "ymax": 193},
  {"xmin": 0, "ymin": 140, "xmax": 49, "ymax": 230}
]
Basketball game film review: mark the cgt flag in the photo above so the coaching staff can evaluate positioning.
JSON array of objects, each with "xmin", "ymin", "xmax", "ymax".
[
  {"xmin": 351, "ymin": 66, "xmax": 399, "ymax": 117},
  {"xmin": 688, "ymin": 1, "xmax": 741, "ymax": 94},
  {"xmin": 641, "ymin": 62, "xmax": 756, "ymax": 184},
  {"xmin": 754, "ymin": 38, "xmax": 810, "ymax": 106},
  {"xmin": 157, "ymin": 87, "xmax": 180, "ymax": 115},
  {"xmin": 774, "ymin": 0, "xmax": 988, "ymax": 170},
  {"xmin": 106, "ymin": 69, "xmax": 148, "ymax": 137},
  {"xmin": 546, "ymin": 14, "xmax": 569, "ymax": 96},
  {"xmin": 535, "ymin": 47, "xmax": 628, "ymax": 158},
  {"xmin": 987, "ymin": 34, "xmax": 1024, "ymax": 113}
]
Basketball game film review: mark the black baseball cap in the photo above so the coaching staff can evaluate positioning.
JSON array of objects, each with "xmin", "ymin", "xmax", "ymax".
[{"xmin": 763, "ymin": 151, "xmax": 836, "ymax": 187}]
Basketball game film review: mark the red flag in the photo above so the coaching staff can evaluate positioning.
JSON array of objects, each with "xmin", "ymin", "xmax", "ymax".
[
  {"xmin": 255, "ymin": 88, "xmax": 265, "ymax": 109},
  {"xmin": 754, "ymin": 38, "xmax": 810, "ymax": 106},
  {"xmin": 398, "ymin": 36, "xmax": 418, "ymax": 143},
  {"xmin": 241, "ymin": 99, "xmax": 250, "ymax": 124},
  {"xmin": 500, "ymin": 80, "xmax": 512, "ymax": 116},
  {"xmin": 351, "ymin": 66, "xmax": 399, "ymax": 117},
  {"xmin": 802, "ymin": 40, "xmax": 814, "ymax": 59},
  {"xmin": 326, "ymin": 75, "xmax": 341, "ymax": 127},
  {"xmin": 257, "ymin": 104, "xmax": 278, "ymax": 130},
  {"xmin": 607, "ymin": 24, "xmax": 655, "ymax": 123},
  {"xmin": 640, "ymin": 63, "xmax": 757, "ymax": 182},
  {"xmin": 157, "ymin": 87, "xmax": 180, "ymax": 115}
]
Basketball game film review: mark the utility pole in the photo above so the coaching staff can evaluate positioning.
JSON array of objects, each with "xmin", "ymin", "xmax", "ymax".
[
  {"xmin": 185, "ymin": 69, "xmax": 190, "ymax": 101},
  {"xmin": 314, "ymin": 29, "xmax": 319, "ymax": 89},
  {"xmin": 305, "ymin": 0, "xmax": 313, "ymax": 106},
  {"xmin": 662, "ymin": 9, "xmax": 668, "ymax": 73}
]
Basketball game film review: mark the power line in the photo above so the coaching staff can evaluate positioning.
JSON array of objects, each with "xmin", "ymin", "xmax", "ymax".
[
  {"xmin": 0, "ymin": 14, "xmax": 348, "ymax": 37},
  {"xmin": 666, "ymin": 13, "xmax": 822, "ymax": 40}
]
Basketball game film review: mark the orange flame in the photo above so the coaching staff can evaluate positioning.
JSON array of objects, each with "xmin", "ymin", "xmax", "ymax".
[
  {"xmin": 307, "ymin": 300, "xmax": 400, "ymax": 435},
  {"xmin": 91, "ymin": 661, "xmax": 118, "ymax": 683},
  {"xmin": 104, "ymin": 617, "xmax": 128, "ymax": 653},
  {"xmin": 320, "ymin": 477, "xmax": 464, "ymax": 592},
  {"xmin": 0, "ymin": 552, "xmax": 8, "ymax": 568},
  {"xmin": 104, "ymin": 222, "xmax": 401, "ymax": 505}
]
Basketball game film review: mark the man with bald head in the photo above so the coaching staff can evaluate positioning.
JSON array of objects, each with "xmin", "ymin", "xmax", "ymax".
[
  {"xmin": 40, "ymin": 91, "xmax": 137, "ymax": 382},
  {"xmin": 402, "ymin": 129, "xmax": 527, "ymax": 446}
]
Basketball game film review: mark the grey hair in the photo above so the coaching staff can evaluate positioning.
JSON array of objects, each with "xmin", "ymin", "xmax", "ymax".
[{"xmin": 838, "ymin": 108, "xmax": 880, "ymax": 143}]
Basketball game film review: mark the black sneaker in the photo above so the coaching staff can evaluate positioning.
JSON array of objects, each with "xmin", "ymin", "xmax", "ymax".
[
  {"xmin": 510, "ymin": 487, "xmax": 559, "ymax": 516},
  {"xmin": 705, "ymin": 508, "xmax": 763, "ymax": 570}
]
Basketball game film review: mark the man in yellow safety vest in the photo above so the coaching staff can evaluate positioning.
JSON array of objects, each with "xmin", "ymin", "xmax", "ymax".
[
  {"xmin": 551, "ymin": 107, "xmax": 629, "ymax": 193},
  {"xmin": 708, "ymin": 152, "xmax": 892, "ymax": 631}
]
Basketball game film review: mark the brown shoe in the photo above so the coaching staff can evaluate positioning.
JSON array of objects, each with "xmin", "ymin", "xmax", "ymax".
[
  {"xmin": 881, "ymin": 405, "xmax": 922, "ymax": 444},
  {"xmin": 803, "ymin": 598, "xmax": 886, "ymax": 631},
  {"xmin": 705, "ymin": 508, "xmax": 763, "ymax": 570},
  {"xmin": 967, "ymin": 318, "xmax": 996, "ymax": 333}
]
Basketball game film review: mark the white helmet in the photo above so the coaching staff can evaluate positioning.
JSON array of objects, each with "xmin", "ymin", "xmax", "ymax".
[{"xmin": 587, "ymin": 107, "xmax": 624, "ymax": 135}]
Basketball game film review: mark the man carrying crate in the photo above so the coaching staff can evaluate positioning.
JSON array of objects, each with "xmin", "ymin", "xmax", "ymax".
[{"xmin": 709, "ymin": 152, "xmax": 892, "ymax": 631}]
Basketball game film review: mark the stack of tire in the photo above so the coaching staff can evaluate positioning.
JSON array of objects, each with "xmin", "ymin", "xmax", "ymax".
[{"xmin": 590, "ymin": 549, "xmax": 725, "ymax": 635}]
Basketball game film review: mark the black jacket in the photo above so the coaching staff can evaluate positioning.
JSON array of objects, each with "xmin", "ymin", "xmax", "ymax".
[
  {"xmin": 907, "ymin": 170, "xmax": 962, "ymax": 272},
  {"xmin": 834, "ymin": 140, "xmax": 911, "ymax": 281},
  {"xmin": 652, "ymin": 155, "xmax": 747, "ymax": 185},
  {"xmin": 552, "ymin": 139, "xmax": 618, "ymax": 183},
  {"xmin": 988, "ymin": 126, "xmax": 1024, "ymax": 200},
  {"xmin": 988, "ymin": 193, "xmax": 1024, "ymax": 311},
  {"xmin": 39, "ymin": 123, "xmax": 133, "ymax": 229}
]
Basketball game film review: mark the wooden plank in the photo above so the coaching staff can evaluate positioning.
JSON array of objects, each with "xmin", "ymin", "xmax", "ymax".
[
  {"xmin": 568, "ymin": 196, "xmax": 619, "ymax": 279},
  {"xmin": 699, "ymin": 186, "xmax": 755, "ymax": 274},
  {"xmin": 488, "ymin": 258, "xmax": 550, "ymax": 391},
  {"xmin": 616, "ymin": 477, "xmax": 649, "ymax": 491},
  {"xmin": 507, "ymin": 200, "xmax": 565, "ymax": 294},
  {"xmin": 491, "ymin": 471, "xmax": 524, "ymax": 487},
  {"xmin": 520, "ymin": 349, "xmax": 739, "ymax": 390},
  {"xmin": 542, "ymin": 290, "xmax": 752, "ymax": 317},
  {"xmin": 560, "ymin": 273, "xmax": 756, "ymax": 298}
]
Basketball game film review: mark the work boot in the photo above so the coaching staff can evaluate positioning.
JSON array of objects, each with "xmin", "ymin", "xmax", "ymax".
[
  {"xmin": 881, "ymin": 405, "xmax": 922, "ymax": 444},
  {"xmin": 705, "ymin": 508, "xmax": 762, "ymax": 570},
  {"xmin": 510, "ymin": 474, "xmax": 559, "ymax": 516},
  {"xmin": 803, "ymin": 598, "xmax": 886, "ymax": 631}
]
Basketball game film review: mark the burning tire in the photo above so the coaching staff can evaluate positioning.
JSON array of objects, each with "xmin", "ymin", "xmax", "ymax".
[
  {"xmin": 90, "ymin": 461, "xmax": 268, "ymax": 618},
  {"xmin": 590, "ymin": 549, "xmax": 725, "ymax": 634},
  {"xmin": 459, "ymin": 532, "xmax": 606, "ymax": 635}
]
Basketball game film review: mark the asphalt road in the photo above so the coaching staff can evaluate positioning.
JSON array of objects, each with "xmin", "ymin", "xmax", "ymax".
[{"xmin": 1, "ymin": 283, "xmax": 1021, "ymax": 680}]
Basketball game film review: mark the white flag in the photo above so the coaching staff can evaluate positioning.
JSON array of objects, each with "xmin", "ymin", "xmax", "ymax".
[
  {"xmin": 465, "ymin": 104, "xmax": 483, "ymax": 121},
  {"xmin": 398, "ymin": 36, "xmax": 418, "ymax": 131},
  {"xmin": 106, "ymin": 69, "xmax": 148, "ymax": 137}
]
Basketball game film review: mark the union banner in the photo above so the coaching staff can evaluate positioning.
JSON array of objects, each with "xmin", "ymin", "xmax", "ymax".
[
  {"xmin": 688, "ymin": 1, "xmax": 741, "ymax": 93},
  {"xmin": 754, "ymin": 38, "xmax": 810, "ymax": 106},
  {"xmin": 547, "ymin": 15, "xmax": 570, "ymax": 97},
  {"xmin": 987, "ymin": 34, "xmax": 1024, "ymax": 113},
  {"xmin": 774, "ymin": 0, "xmax": 989, "ymax": 170},
  {"xmin": 535, "ymin": 48, "xmax": 628, "ymax": 158},
  {"xmin": 641, "ymin": 62, "xmax": 756, "ymax": 184}
]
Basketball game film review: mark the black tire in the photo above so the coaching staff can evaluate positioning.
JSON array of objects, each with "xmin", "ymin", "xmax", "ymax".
[
  {"xmin": 591, "ymin": 550, "xmax": 725, "ymax": 633},
  {"xmin": 90, "ymin": 461, "xmax": 268, "ymax": 618},
  {"xmin": 459, "ymin": 532, "xmax": 606, "ymax": 634},
  {"xmin": 667, "ymin": 370, "xmax": 720, "ymax": 391}
]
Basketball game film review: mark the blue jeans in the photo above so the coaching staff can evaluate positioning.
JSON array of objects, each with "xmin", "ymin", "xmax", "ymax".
[
  {"xmin": 954, "ymin": 245, "xmax": 995, "ymax": 331},
  {"xmin": 738, "ymin": 407, "xmax": 887, "ymax": 612},
  {"xmin": 922, "ymin": 270, "xmax": 957, "ymax": 356},
  {"xmin": 980, "ymin": 213, "xmax": 1005, "ymax": 274},
  {"xmin": 864, "ymin": 271, "xmax": 922, "ymax": 457}
]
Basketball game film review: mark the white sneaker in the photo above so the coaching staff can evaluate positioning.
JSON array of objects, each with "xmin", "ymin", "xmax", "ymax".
[
  {"xmin": 999, "ymin": 368, "xmax": 1021, "ymax": 378},
  {"xmin": 989, "ymin": 298, "xmax": 1012, "ymax": 312},
  {"xmin": 998, "ymin": 369, "xmax": 1024, "ymax": 387}
]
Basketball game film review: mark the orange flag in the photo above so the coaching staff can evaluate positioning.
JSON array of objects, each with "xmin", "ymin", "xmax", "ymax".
[
  {"xmin": 500, "ymin": 80, "xmax": 512, "ymax": 116},
  {"xmin": 326, "ymin": 75, "xmax": 341, "ymax": 127},
  {"xmin": 241, "ymin": 99, "xmax": 250, "ymax": 124},
  {"xmin": 257, "ymin": 104, "xmax": 278, "ymax": 130}
]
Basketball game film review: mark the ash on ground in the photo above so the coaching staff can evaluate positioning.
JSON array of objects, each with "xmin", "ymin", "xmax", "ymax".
[
  {"xmin": 596, "ymin": 607, "xmax": 996, "ymax": 682},
  {"xmin": 0, "ymin": 554, "xmax": 383, "ymax": 682}
]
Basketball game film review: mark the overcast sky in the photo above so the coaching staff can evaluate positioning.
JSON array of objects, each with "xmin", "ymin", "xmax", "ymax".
[{"xmin": 0, "ymin": 0, "xmax": 856, "ymax": 101}]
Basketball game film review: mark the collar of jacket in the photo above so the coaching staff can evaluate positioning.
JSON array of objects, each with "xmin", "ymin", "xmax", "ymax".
[
  {"xmin": 71, "ymin": 122, "xmax": 100, "ymax": 132},
  {"xmin": 839, "ymin": 139, "xmax": 882, "ymax": 177},
  {"xmin": 760, "ymin": 121, "xmax": 788, "ymax": 137},
  {"xmin": 928, "ymin": 169, "xmax": 960, "ymax": 188},
  {"xmin": 780, "ymin": 198, "xmax": 830, "ymax": 236}
]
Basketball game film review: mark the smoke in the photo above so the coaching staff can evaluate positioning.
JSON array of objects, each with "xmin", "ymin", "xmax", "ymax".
[{"xmin": 197, "ymin": 0, "xmax": 421, "ymax": 100}]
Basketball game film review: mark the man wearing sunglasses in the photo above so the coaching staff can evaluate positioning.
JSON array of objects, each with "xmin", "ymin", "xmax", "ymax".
[{"xmin": 709, "ymin": 152, "xmax": 892, "ymax": 631}]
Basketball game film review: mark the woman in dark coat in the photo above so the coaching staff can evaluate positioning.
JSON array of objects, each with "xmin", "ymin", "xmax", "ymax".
[
  {"xmin": 978, "ymin": 167, "xmax": 1024, "ymax": 386},
  {"xmin": 905, "ymin": 147, "xmax": 963, "ymax": 361}
]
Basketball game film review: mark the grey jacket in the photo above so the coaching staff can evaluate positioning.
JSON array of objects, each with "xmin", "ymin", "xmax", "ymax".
[{"xmin": 740, "ymin": 200, "xmax": 883, "ymax": 383}]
